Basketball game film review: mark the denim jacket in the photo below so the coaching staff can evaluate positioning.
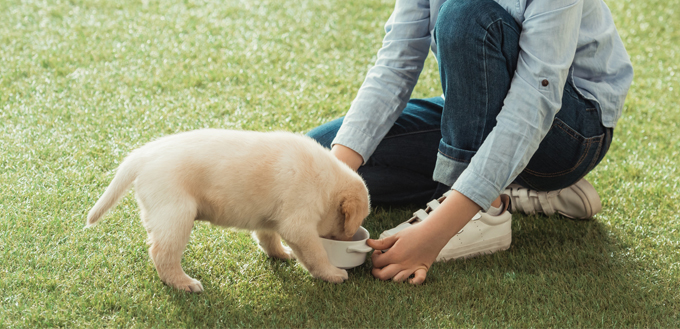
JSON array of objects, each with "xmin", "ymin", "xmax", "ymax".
[{"xmin": 332, "ymin": 0, "xmax": 634, "ymax": 209}]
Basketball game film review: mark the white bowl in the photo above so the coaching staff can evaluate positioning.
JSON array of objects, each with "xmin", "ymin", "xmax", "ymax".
[{"xmin": 320, "ymin": 226, "xmax": 373, "ymax": 269}]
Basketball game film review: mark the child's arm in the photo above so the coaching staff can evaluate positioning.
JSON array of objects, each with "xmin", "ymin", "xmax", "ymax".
[{"xmin": 330, "ymin": 144, "xmax": 362, "ymax": 171}]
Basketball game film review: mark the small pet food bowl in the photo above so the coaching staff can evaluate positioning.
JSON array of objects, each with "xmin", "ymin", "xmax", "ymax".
[{"xmin": 321, "ymin": 226, "xmax": 373, "ymax": 269}]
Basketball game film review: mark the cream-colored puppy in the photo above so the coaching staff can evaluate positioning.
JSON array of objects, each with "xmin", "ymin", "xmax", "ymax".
[{"xmin": 86, "ymin": 129, "xmax": 370, "ymax": 292}]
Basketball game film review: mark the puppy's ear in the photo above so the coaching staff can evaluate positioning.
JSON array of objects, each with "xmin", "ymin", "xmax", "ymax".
[{"xmin": 340, "ymin": 194, "xmax": 367, "ymax": 239}]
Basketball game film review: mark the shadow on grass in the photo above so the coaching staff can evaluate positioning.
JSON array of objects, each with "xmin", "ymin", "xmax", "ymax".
[{"xmin": 161, "ymin": 209, "xmax": 672, "ymax": 327}]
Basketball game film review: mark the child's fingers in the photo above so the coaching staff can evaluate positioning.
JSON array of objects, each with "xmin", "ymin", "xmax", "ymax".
[
  {"xmin": 371, "ymin": 264, "xmax": 402, "ymax": 281},
  {"xmin": 409, "ymin": 268, "xmax": 427, "ymax": 285},
  {"xmin": 370, "ymin": 248, "xmax": 393, "ymax": 269}
]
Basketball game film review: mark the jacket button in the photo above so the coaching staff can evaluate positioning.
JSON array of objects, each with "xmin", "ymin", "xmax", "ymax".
[{"xmin": 541, "ymin": 79, "xmax": 549, "ymax": 87}]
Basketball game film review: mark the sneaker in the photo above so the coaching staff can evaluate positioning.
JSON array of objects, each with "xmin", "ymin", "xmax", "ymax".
[
  {"xmin": 503, "ymin": 178, "xmax": 602, "ymax": 219},
  {"xmin": 379, "ymin": 191, "xmax": 512, "ymax": 262}
]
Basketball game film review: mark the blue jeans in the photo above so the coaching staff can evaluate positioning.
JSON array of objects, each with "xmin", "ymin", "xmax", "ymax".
[{"xmin": 308, "ymin": 0, "xmax": 613, "ymax": 206}]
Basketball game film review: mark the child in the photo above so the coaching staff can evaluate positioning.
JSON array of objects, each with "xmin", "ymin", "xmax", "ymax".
[{"xmin": 307, "ymin": 0, "xmax": 633, "ymax": 284}]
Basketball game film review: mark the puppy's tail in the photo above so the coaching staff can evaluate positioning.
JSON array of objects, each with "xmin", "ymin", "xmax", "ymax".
[{"xmin": 86, "ymin": 151, "xmax": 143, "ymax": 228}]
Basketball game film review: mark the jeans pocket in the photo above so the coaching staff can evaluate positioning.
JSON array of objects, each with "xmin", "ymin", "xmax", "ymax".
[{"xmin": 518, "ymin": 118, "xmax": 604, "ymax": 191}]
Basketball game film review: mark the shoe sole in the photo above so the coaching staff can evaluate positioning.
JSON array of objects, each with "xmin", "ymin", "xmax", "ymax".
[{"xmin": 558, "ymin": 179, "xmax": 602, "ymax": 220}]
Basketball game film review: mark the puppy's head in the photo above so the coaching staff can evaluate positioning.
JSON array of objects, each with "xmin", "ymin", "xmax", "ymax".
[{"xmin": 319, "ymin": 178, "xmax": 370, "ymax": 241}]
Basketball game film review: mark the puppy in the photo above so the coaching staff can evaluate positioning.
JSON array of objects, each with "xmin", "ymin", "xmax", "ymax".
[{"xmin": 86, "ymin": 129, "xmax": 370, "ymax": 292}]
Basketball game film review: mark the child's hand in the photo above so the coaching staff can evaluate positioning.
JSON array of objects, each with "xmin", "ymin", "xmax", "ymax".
[
  {"xmin": 367, "ymin": 189, "xmax": 482, "ymax": 284},
  {"xmin": 367, "ymin": 224, "xmax": 445, "ymax": 284}
]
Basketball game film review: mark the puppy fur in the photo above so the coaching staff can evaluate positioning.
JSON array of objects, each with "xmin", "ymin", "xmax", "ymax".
[{"xmin": 86, "ymin": 129, "xmax": 370, "ymax": 292}]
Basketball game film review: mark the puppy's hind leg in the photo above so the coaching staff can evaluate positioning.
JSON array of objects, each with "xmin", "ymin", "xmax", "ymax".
[
  {"xmin": 144, "ymin": 202, "xmax": 204, "ymax": 293},
  {"xmin": 253, "ymin": 230, "xmax": 294, "ymax": 260}
]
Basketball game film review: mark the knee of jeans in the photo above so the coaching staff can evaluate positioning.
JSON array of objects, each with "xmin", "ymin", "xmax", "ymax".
[
  {"xmin": 434, "ymin": 1, "xmax": 466, "ymax": 48},
  {"xmin": 305, "ymin": 117, "xmax": 344, "ymax": 149},
  {"xmin": 435, "ymin": 0, "xmax": 516, "ymax": 49}
]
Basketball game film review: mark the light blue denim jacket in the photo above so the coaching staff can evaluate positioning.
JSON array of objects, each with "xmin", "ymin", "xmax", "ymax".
[{"xmin": 332, "ymin": 0, "xmax": 634, "ymax": 210}]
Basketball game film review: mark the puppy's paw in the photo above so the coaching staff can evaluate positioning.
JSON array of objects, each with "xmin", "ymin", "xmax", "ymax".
[
  {"xmin": 279, "ymin": 246, "xmax": 296, "ymax": 260},
  {"xmin": 318, "ymin": 267, "xmax": 348, "ymax": 283},
  {"xmin": 169, "ymin": 278, "xmax": 204, "ymax": 293},
  {"xmin": 264, "ymin": 245, "xmax": 296, "ymax": 260}
]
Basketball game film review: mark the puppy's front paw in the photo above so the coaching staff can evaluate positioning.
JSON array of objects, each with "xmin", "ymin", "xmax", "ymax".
[
  {"xmin": 168, "ymin": 277, "xmax": 204, "ymax": 293},
  {"xmin": 318, "ymin": 267, "xmax": 348, "ymax": 283}
]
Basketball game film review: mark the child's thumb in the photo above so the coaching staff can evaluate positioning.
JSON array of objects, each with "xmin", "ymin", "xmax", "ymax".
[{"xmin": 367, "ymin": 235, "xmax": 397, "ymax": 250}]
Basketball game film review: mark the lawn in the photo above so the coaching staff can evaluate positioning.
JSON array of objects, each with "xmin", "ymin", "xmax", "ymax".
[{"xmin": 1, "ymin": 0, "xmax": 678, "ymax": 327}]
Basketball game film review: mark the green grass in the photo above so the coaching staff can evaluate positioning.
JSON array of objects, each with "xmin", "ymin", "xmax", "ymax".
[{"xmin": 1, "ymin": 0, "xmax": 678, "ymax": 327}]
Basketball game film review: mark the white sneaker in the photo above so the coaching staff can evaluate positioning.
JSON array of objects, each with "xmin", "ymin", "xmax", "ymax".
[
  {"xmin": 379, "ymin": 191, "xmax": 512, "ymax": 262},
  {"xmin": 503, "ymin": 178, "xmax": 602, "ymax": 219}
]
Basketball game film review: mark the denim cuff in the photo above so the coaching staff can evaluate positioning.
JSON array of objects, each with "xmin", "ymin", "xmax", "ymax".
[
  {"xmin": 432, "ymin": 138, "xmax": 477, "ymax": 184},
  {"xmin": 433, "ymin": 141, "xmax": 500, "ymax": 211},
  {"xmin": 437, "ymin": 139, "xmax": 477, "ymax": 163},
  {"xmin": 432, "ymin": 152, "xmax": 468, "ymax": 187}
]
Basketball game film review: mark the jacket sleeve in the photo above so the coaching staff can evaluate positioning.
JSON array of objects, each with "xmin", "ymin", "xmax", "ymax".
[
  {"xmin": 453, "ymin": 0, "xmax": 586, "ymax": 210},
  {"xmin": 332, "ymin": 0, "xmax": 433, "ymax": 163}
]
